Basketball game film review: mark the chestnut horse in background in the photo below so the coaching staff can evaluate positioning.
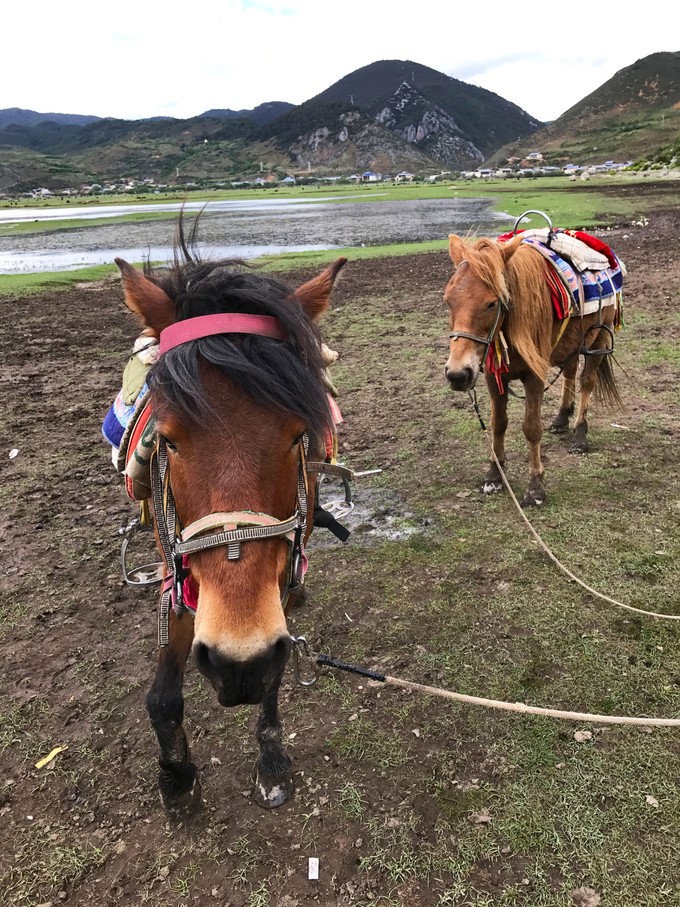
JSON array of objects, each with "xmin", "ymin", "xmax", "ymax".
[
  {"xmin": 116, "ymin": 243, "xmax": 346, "ymax": 812},
  {"xmin": 444, "ymin": 233, "xmax": 622, "ymax": 507}
]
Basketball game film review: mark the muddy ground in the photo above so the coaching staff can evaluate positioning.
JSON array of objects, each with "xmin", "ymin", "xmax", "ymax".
[{"xmin": 2, "ymin": 198, "xmax": 680, "ymax": 906}]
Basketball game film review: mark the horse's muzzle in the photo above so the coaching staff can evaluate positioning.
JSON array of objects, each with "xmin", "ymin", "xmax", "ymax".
[
  {"xmin": 194, "ymin": 636, "xmax": 292, "ymax": 706},
  {"xmin": 445, "ymin": 365, "xmax": 476, "ymax": 392}
]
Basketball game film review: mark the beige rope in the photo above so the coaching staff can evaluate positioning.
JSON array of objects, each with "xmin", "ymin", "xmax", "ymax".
[
  {"xmin": 480, "ymin": 426, "xmax": 680, "ymax": 621},
  {"xmin": 385, "ymin": 675, "xmax": 680, "ymax": 727}
]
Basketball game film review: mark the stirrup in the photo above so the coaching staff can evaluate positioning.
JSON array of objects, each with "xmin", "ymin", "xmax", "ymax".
[
  {"xmin": 318, "ymin": 472, "xmax": 355, "ymax": 520},
  {"xmin": 120, "ymin": 517, "xmax": 164, "ymax": 586}
]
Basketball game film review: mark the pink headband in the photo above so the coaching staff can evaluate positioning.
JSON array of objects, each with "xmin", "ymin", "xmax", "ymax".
[{"xmin": 159, "ymin": 313, "xmax": 287, "ymax": 355}]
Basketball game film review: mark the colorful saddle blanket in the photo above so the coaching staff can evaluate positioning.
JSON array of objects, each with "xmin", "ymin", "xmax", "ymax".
[
  {"xmin": 102, "ymin": 335, "xmax": 159, "ymax": 500},
  {"xmin": 498, "ymin": 227, "xmax": 625, "ymax": 322}
]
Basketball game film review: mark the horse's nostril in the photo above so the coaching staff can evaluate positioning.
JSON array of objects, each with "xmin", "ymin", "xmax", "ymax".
[{"xmin": 446, "ymin": 366, "xmax": 474, "ymax": 389}]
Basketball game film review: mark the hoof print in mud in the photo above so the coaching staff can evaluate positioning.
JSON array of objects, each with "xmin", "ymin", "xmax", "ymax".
[{"xmin": 252, "ymin": 774, "xmax": 294, "ymax": 809}]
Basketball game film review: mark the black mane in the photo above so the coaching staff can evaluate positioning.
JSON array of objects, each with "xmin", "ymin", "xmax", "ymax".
[{"xmin": 147, "ymin": 228, "xmax": 332, "ymax": 446}]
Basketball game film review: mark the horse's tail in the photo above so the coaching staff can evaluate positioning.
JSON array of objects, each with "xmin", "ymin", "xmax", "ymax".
[{"xmin": 595, "ymin": 354, "xmax": 623, "ymax": 409}]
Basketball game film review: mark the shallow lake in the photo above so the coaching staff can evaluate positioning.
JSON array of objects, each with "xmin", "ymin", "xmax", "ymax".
[{"xmin": 0, "ymin": 195, "xmax": 513, "ymax": 273}]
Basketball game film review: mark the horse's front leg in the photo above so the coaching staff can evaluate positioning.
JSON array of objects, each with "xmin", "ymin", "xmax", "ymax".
[
  {"xmin": 521, "ymin": 373, "xmax": 547, "ymax": 507},
  {"xmin": 252, "ymin": 669, "xmax": 293, "ymax": 808},
  {"xmin": 482, "ymin": 375, "xmax": 509, "ymax": 494},
  {"xmin": 146, "ymin": 611, "xmax": 201, "ymax": 816}
]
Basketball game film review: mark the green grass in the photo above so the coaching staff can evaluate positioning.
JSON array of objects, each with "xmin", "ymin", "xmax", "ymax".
[
  {"xmin": 0, "ymin": 264, "xmax": 119, "ymax": 295},
  {"xmin": 0, "ymin": 208, "xmax": 188, "ymax": 236},
  {"xmin": 293, "ymin": 265, "xmax": 680, "ymax": 905}
]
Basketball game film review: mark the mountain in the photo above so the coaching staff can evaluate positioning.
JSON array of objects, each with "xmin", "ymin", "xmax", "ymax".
[
  {"xmin": 251, "ymin": 60, "xmax": 543, "ymax": 175},
  {"xmin": 259, "ymin": 98, "xmax": 444, "ymax": 174},
  {"xmin": 0, "ymin": 107, "xmax": 101, "ymax": 128},
  {"xmin": 199, "ymin": 102, "xmax": 294, "ymax": 125},
  {"xmin": 0, "ymin": 60, "xmax": 544, "ymax": 190},
  {"xmin": 1, "ymin": 53, "xmax": 675, "ymax": 192},
  {"xmin": 312, "ymin": 60, "xmax": 543, "ymax": 163},
  {"xmin": 486, "ymin": 51, "xmax": 680, "ymax": 167}
]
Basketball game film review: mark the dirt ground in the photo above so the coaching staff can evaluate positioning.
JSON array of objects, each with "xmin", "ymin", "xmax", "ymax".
[{"xmin": 2, "ymin": 198, "xmax": 680, "ymax": 907}]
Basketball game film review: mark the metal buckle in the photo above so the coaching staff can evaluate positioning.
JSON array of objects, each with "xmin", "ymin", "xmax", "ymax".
[{"xmin": 290, "ymin": 636, "xmax": 319, "ymax": 687}]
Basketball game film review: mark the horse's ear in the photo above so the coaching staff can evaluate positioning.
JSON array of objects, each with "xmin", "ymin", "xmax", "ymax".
[
  {"xmin": 295, "ymin": 257, "xmax": 347, "ymax": 321},
  {"xmin": 499, "ymin": 234, "xmax": 524, "ymax": 262},
  {"xmin": 115, "ymin": 258, "xmax": 176, "ymax": 337},
  {"xmin": 448, "ymin": 235, "xmax": 467, "ymax": 267}
]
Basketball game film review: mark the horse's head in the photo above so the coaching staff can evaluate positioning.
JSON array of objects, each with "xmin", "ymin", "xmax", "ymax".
[
  {"xmin": 116, "ymin": 252, "xmax": 346, "ymax": 706},
  {"xmin": 443, "ymin": 234, "xmax": 521, "ymax": 391}
]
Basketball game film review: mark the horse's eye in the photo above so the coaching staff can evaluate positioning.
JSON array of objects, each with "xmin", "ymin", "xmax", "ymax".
[
  {"xmin": 487, "ymin": 301, "xmax": 497, "ymax": 310},
  {"xmin": 165, "ymin": 439, "xmax": 178, "ymax": 454},
  {"xmin": 292, "ymin": 432, "xmax": 305, "ymax": 448}
]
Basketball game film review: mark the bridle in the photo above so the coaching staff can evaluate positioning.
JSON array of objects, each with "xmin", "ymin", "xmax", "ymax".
[
  {"xmin": 448, "ymin": 294, "xmax": 509, "ymax": 364},
  {"xmin": 150, "ymin": 313, "xmax": 312, "ymax": 647}
]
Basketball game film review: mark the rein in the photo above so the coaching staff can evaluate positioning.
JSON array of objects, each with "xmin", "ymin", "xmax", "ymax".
[{"xmin": 150, "ymin": 313, "xmax": 311, "ymax": 647}]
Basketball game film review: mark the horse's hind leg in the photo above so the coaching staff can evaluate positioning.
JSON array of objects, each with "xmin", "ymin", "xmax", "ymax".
[
  {"xmin": 482, "ymin": 376, "xmax": 509, "ymax": 494},
  {"xmin": 570, "ymin": 361, "xmax": 598, "ymax": 453},
  {"xmin": 570, "ymin": 329, "xmax": 613, "ymax": 453},
  {"xmin": 550, "ymin": 361, "xmax": 577, "ymax": 433},
  {"xmin": 521, "ymin": 373, "xmax": 547, "ymax": 507},
  {"xmin": 146, "ymin": 611, "xmax": 201, "ymax": 816},
  {"xmin": 252, "ymin": 672, "xmax": 293, "ymax": 809}
]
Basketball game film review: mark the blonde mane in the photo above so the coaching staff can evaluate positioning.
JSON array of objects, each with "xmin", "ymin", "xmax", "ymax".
[{"xmin": 463, "ymin": 238, "xmax": 554, "ymax": 380}]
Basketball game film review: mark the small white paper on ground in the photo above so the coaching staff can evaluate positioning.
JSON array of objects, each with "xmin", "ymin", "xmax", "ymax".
[{"xmin": 308, "ymin": 857, "xmax": 319, "ymax": 880}]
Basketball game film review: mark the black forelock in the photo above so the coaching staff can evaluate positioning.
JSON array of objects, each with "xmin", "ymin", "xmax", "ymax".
[{"xmin": 146, "ymin": 238, "xmax": 332, "ymax": 446}]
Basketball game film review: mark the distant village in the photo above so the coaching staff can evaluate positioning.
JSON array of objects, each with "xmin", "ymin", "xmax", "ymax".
[{"xmin": 14, "ymin": 154, "xmax": 635, "ymax": 200}]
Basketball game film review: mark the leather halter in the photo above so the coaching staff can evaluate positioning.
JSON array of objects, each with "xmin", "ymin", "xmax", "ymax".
[
  {"xmin": 449, "ymin": 295, "xmax": 509, "ymax": 363},
  {"xmin": 150, "ymin": 313, "xmax": 309, "ymax": 647}
]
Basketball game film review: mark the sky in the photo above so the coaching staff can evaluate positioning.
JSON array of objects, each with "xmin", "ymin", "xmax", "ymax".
[{"xmin": 3, "ymin": 1, "xmax": 677, "ymax": 123}]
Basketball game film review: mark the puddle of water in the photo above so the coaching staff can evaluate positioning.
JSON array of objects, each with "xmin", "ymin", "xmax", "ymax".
[
  {"xmin": 310, "ymin": 478, "xmax": 421, "ymax": 549},
  {"xmin": 0, "ymin": 195, "xmax": 366, "ymax": 225},
  {"xmin": 0, "ymin": 243, "xmax": 337, "ymax": 274},
  {"xmin": 0, "ymin": 197, "xmax": 513, "ymax": 274}
]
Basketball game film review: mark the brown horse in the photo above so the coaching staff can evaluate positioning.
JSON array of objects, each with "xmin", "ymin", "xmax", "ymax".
[
  {"xmin": 444, "ymin": 233, "xmax": 622, "ymax": 507},
  {"xmin": 115, "ymin": 243, "xmax": 346, "ymax": 812}
]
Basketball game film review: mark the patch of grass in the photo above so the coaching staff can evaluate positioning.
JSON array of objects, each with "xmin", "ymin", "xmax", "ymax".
[
  {"xmin": 329, "ymin": 716, "xmax": 409, "ymax": 769},
  {"xmin": 336, "ymin": 780, "xmax": 368, "ymax": 819},
  {"xmin": 227, "ymin": 835, "xmax": 262, "ymax": 889},
  {"xmin": 0, "ymin": 824, "xmax": 105, "ymax": 907},
  {"xmin": 0, "ymin": 265, "xmax": 118, "ymax": 296}
]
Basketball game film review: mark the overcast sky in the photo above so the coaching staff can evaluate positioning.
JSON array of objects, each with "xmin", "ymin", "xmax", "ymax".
[{"xmin": 3, "ymin": 1, "xmax": 676, "ymax": 123}]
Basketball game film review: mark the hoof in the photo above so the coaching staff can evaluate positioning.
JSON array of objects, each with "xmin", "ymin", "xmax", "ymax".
[
  {"xmin": 482, "ymin": 479, "xmax": 504, "ymax": 495},
  {"xmin": 252, "ymin": 773, "xmax": 294, "ymax": 809},
  {"xmin": 550, "ymin": 421, "xmax": 568, "ymax": 434},
  {"xmin": 520, "ymin": 490, "xmax": 546, "ymax": 508},
  {"xmin": 160, "ymin": 775, "xmax": 202, "ymax": 818},
  {"xmin": 569, "ymin": 440, "xmax": 589, "ymax": 454}
]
